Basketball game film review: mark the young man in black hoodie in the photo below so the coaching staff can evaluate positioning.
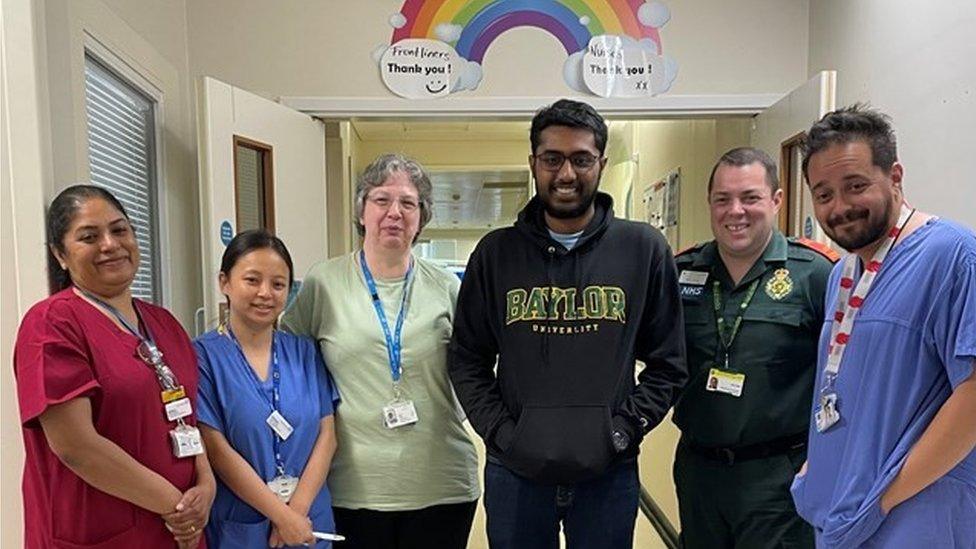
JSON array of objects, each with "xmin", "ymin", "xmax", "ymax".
[{"xmin": 449, "ymin": 99, "xmax": 687, "ymax": 548}]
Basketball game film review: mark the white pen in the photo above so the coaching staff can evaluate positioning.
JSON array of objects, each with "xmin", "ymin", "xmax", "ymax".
[{"xmin": 313, "ymin": 531, "xmax": 346, "ymax": 542}]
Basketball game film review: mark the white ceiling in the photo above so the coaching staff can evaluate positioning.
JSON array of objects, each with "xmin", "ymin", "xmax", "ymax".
[{"xmin": 427, "ymin": 169, "xmax": 529, "ymax": 230}]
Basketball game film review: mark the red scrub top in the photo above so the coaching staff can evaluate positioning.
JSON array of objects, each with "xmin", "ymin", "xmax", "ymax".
[{"xmin": 14, "ymin": 288, "xmax": 204, "ymax": 549}]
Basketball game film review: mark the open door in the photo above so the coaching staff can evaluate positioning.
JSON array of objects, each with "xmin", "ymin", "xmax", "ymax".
[
  {"xmin": 196, "ymin": 76, "xmax": 327, "ymax": 332},
  {"xmin": 751, "ymin": 71, "xmax": 836, "ymax": 244}
]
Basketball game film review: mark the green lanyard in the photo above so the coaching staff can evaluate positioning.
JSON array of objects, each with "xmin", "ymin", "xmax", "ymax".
[{"xmin": 712, "ymin": 277, "xmax": 760, "ymax": 370}]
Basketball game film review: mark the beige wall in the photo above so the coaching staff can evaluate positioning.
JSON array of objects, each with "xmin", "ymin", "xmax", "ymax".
[
  {"xmin": 809, "ymin": 0, "xmax": 976, "ymax": 228},
  {"xmin": 186, "ymin": 0, "xmax": 809, "ymax": 99}
]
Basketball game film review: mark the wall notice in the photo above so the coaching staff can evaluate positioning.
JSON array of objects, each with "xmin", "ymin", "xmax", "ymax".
[
  {"xmin": 582, "ymin": 35, "xmax": 668, "ymax": 98},
  {"xmin": 380, "ymin": 39, "xmax": 461, "ymax": 99}
]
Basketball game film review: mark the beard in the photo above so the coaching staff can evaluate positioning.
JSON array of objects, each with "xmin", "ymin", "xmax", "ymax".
[
  {"xmin": 824, "ymin": 192, "xmax": 894, "ymax": 251},
  {"xmin": 542, "ymin": 184, "xmax": 598, "ymax": 219},
  {"xmin": 533, "ymin": 166, "xmax": 601, "ymax": 221}
]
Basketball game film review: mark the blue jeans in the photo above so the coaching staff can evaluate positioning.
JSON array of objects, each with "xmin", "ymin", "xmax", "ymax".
[{"xmin": 484, "ymin": 459, "xmax": 639, "ymax": 549}]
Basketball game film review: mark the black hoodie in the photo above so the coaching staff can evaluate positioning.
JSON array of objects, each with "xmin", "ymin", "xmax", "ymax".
[{"xmin": 449, "ymin": 192, "xmax": 687, "ymax": 484}]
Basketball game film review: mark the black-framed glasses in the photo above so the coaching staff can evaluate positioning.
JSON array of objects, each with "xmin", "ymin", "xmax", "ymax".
[{"xmin": 534, "ymin": 152, "xmax": 601, "ymax": 172}]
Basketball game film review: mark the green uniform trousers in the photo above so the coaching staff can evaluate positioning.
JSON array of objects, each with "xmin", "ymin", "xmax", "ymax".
[{"xmin": 673, "ymin": 441, "xmax": 813, "ymax": 549}]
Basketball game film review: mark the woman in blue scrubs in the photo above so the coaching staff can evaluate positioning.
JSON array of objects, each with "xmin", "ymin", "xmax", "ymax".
[{"xmin": 195, "ymin": 230, "xmax": 339, "ymax": 548}]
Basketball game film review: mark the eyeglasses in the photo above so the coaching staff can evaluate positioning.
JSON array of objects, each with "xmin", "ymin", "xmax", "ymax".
[
  {"xmin": 534, "ymin": 152, "xmax": 601, "ymax": 172},
  {"xmin": 366, "ymin": 194, "xmax": 420, "ymax": 213}
]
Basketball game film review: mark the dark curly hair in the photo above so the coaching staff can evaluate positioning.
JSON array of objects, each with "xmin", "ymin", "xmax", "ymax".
[{"xmin": 802, "ymin": 104, "xmax": 898, "ymax": 181}]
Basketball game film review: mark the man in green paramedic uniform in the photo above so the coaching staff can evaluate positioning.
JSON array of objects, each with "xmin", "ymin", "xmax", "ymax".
[{"xmin": 672, "ymin": 147, "xmax": 837, "ymax": 548}]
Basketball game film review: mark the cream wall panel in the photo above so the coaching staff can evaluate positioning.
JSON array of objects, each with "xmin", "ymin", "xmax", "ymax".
[
  {"xmin": 2, "ymin": 1, "xmax": 54, "ymax": 544},
  {"xmin": 809, "ymin": 0, "xmax": 976, "ymax": 228}
]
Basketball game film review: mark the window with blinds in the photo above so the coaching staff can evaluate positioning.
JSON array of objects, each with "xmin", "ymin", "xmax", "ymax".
[
  {"xmin": 233, "ymin": 136, "xmax": 275, "ymax": 233},
  {"xmin": 84, "ymin": 53, "xmax": 160, "ymax": 302}
]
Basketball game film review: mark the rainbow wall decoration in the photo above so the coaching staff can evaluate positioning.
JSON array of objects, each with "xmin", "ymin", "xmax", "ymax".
[
  {"xmin": 379, "ymin": 0, "xmax": 674, "ymax": 97},
  {"xmin": 391, "ymin": 0, "xmax": 663, "ymax": 64}
]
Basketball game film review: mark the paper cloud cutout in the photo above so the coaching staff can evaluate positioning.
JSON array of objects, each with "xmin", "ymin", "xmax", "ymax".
[
  {"xmin": 638, "ymin": 38, "xmax": 659, "ymax": 55},
  {"xmin": 454, "ymin": 60, "xmax": 484, "ymax": 92},
  {"xmin": 371, "ymin": 44, "xmax": 388, "ymax": 64},
  {"xmin": 389, "ymin": 13, "xmax": 407, "ymax": 29},
  {"xmin": 434, "ymin": 22, "xmax": 463, "ymax": 43},
  {"xmin": 562, "ymin": 50, "xmax": 587, "ymax": 93},
  {"xmin": 638, "ymin": 2, "xmax": 671, "ymax": 28}
]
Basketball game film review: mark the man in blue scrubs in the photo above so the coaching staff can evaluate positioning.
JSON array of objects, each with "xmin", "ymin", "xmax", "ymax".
[{"xmin": 792, "ymin": 105, "xmax": 976, "ymax": 547}]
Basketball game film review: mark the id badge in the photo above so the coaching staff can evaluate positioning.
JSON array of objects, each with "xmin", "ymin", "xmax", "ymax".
[
  {"xmin": 705, "ymin": 368, "xmax": 745, "ymax": 397},
  {"xmin": 160, "ymin": 385, "xmax": 186, "ymax": 403},
  {"xmin": 164, "ymin": 397, "xmax": 193, "ymax": 422},
  {"xmin": 267, "ymin": 474, "xmax": 299, "ymax": 503},
  {"xmin": 815, "ymin": 393, "xmax": 840, "ymax": 432},
  {"xmin": 266, "ymin": 410, "xmax": 294, "ymax": 441},
  {"xmin": 170, "ymin": 424, "xmax": 204, "ymax": 458},
  {"xmin": 383, "ymin": 399, "xmax": 418, "ymax": 429}
]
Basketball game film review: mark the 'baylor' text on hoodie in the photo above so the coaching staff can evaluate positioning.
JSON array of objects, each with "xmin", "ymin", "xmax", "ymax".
[{"xmin": 449, "ymin": 193, "xmax": 688, "ymax": 484}]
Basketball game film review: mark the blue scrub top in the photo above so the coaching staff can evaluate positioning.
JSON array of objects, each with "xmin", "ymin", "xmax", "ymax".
[
  {"xmin": 195, "ymin": 329, "xmax": 339, "ymax": 548},
  {"xmin": 792, "ymin": 219, "xmax": 976, "ymax": 548}
]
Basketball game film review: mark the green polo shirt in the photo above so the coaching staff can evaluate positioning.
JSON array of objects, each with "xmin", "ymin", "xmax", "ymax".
[{"xmin": 672, "ymin": 231, "xmax": 835, "ymax": 448}]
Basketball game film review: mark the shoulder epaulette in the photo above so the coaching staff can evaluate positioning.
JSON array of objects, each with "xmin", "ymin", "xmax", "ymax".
[
  {"xmin": 675, "ymin": 241, "xmax": 706, "ymax": 257},
  {"xmin": 794, "ymin": 238, "xmax": 841, "ymax": 263}
]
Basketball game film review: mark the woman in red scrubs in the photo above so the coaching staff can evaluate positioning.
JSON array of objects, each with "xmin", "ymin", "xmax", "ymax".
[{"xmin": 14, "ymin": 185, "xmax": 215, "ymax": 548}]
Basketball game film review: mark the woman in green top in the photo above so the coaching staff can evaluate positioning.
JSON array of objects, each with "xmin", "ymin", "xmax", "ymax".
[{"xmin": 281, "ymin": 153, "xmax": 479, "ymax": 549}]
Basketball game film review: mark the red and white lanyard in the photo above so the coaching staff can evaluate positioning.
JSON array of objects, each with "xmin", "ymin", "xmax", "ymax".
[{"xmin": 824, "ymin": 203, "xmax": 914, "ymax": 380}]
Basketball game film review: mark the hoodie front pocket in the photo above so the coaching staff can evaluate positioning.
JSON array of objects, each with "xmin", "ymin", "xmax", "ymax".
[{"xmin": 504, "ymin": 404, "xmax": 615, "ymax": 484}]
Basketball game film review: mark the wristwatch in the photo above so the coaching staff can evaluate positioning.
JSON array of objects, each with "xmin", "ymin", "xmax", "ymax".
[{"xmin": 611, "ymin": 430, "xmax": 630, "ymax": 452}]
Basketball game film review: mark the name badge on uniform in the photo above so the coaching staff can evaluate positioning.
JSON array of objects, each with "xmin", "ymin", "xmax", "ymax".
[
  {"xmin": 170, "ymin": 424, "xmax": 204, "ymax": 458},
  {"xmin": 383, "ymin": 399, "xmax": 418, "ymax": 429},
  {"xmin": 267, "ymin": 474, "xmax": 299, "ymax": 503},
  {"xmin": 266, "ymin": 410, "xmax": 294, "ymax": 441},
  {"xmin": 679, "ymin": 270, "xmax": 709, "ymax": 286},
  {"xmin": 164, "ymin": 397, "xmax": 193, "ymax": 422},
  {"xmin": 706, "ymin": 368, "xmax": 745, "ymax": 397},
  {"xmin": 815, "ymin": 393, "xmax": 840, "ymax": 432}
]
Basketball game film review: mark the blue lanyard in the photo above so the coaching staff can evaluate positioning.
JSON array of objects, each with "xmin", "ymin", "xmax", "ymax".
[
  {"xmin": 225, "ymin": 327, "xmax": 287, "ymax": 476},
  {"xmin": 359, "ymin": 250, "xmax": 413, "ymax": 384},
  {"xmin": 77, "ymin": 288, "xmax": 180, "ymax": 393}
]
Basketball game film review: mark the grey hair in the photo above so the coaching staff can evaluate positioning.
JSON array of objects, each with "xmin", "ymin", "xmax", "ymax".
[{"xmin": 354, "ymin": 153, "xmax": 433, "ymax": 240}]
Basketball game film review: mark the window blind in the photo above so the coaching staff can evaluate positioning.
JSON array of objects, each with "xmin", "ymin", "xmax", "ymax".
[{"xmin": 84, "ymin": 54, "xmax": 159, "ymax": 302}]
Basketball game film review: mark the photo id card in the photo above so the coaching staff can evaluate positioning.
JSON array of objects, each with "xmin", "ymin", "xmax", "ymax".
[
  {"xmin": 169, "ymin": 424, "xmax": 204, "ymax": 458},
  {"xmin": 266, "ymin": 410, "xmax": 294, "ymax": 441},
  {"xmin": 815, "ymin": 393, "xmax": 840, "ymax": 432},
  {"xmin": 383, "ymin": 400, "xmax": 418, "ymax": 429},
  {"xmin": 705, "ymin": 368, "xmax": 745, "ymax": 397}
]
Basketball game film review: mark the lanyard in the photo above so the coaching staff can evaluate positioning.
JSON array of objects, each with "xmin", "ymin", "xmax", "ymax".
[
  {"xmin": 359, "ymin": 250, "xmax": 413, "ymax": 387},
  {"xmin": 711, "ymin": 277, "xmax": 761, "ymax": 369},
  {"xmin": 225, "ymin": 327, "xmax": 286, "ymax": 475},
  {"xmin": 824, "ymin": 204, "xmax": 914, "ymax": 386},
  {"xmin": 78, "ymin": 288, "xmax": 180, "ymax": 393}
]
